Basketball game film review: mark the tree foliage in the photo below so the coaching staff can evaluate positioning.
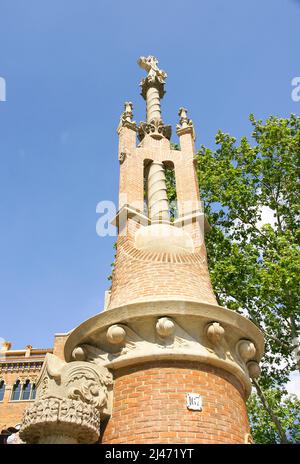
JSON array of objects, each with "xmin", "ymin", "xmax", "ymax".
[
  {"xmin": 196, "ymin": 113, "xmax": 300, "ymax": 442},
  {"xmin": 247, "ymin": 390, "xmax": 300, "ymax": 444}
]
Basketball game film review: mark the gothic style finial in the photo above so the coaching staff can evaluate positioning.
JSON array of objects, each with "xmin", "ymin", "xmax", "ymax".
[
  {"xmin": 123, "ymin": 101, "xmax": 133, "ymax": 120},
  {"xmin": 117, "ymin": 101, "xmax": 137, "ymax": 133},
  {"xmin": 176, "ymin": 107, "xmax": 195, "ymax": 140}
]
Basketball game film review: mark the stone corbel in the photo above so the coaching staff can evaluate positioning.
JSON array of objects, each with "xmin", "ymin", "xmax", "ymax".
[
  {"xmin": 118, "ymin": 147, "xmax": 130, "ymax": 164},
  {"xmin": 19, "ymin": 353, "xmax": 113, "ymax": 444}
]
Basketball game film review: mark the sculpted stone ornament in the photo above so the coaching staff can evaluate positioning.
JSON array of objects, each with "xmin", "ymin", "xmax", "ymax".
[
  {"xmin": 72, "ymin": 346, "xmax": 86, "ymax": 361},
  {"xmin": 206, "ymin": 322, "xmax": 225, "ymax": 346},
  {"xmin": 137, "ymin": 55, "xmax": 171, "ymax": 140},
  {"xmin": 247, "ymin": 361, "xmax": 261, "ymax": 379},
  {"xmin": 117, "ymin": 101, "xmax": 137, "ymax": 133},
  {"xmin": 237, "ymin": 339, "xmax": 257, "ymax": 363},
  {"xmin": 156, "ymin": 317, "xmax": 175, "ymax": 338},
  {"xmin": 138, "ymin": 119, "xmax": 172, "ymax": 141},
  {"xmin": 118, "ymin": 148, "xmax": 130, "ymax": 164},
  {"xmin": 176, "ymin": 107, "xmax": 195, "ymax": 140},
  {"xmin": 21, "ymin": 397, "xmax": 100, "ymax": 444},
  {"xmin": 64, "ymin": 302, "xmax": 263, "ymax": 398},
  {"xmin": 106, "ymin": 324, "xmax": 127, "ymax": 344},
  {"xmin": 19, "ymin": 353, "xmax": 113, "ymax": 444},
  {"xmin": 138, "ymin": 55, "xmax": 167, "ymax": 97}
]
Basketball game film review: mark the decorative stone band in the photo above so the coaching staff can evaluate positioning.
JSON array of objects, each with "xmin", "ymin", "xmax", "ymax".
[
  {"xmin": 20, "ymin": 396, "xmax": 100, "ymax": 444},
  {"xmin": 64, "ymin": 300, "xmax": 264, "ymax": 399},
  {"xmin": 118, "ymin": 236, "xmax": 206, "ymax": 264},
  {"xmin": 19, "ymin": 354, "xmax": 113, "ymax": 444}
]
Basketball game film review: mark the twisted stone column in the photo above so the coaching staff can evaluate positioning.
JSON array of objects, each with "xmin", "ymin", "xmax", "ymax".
[
  {"xmin": 146, "ymin": 86, "xmax": 161, "ymax": 122},
  {"xmin": 148, "ymin": 161, "xmax": 169, "ymax": 222}
]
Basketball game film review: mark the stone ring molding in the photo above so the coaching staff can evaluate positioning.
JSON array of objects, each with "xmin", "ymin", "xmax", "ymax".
[{"xmin": 65, "ymin": 300, "xmax": 264, "ymax": 398}]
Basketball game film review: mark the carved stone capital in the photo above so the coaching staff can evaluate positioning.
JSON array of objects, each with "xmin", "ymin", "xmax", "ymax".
[
  {"xmin": 138, "ymin": 119, "xmax": 172, "ymax": 141},
  {"xmin": 140, "ymin": 76, "xmax": 165, "ymax": 100},
  {"xmin": 19, "ymin": 354, "xmax": 113, "ymax": 444},
  {"xmin": 20, "ymin": 396, "xmax": 101, "ymax": 444}
]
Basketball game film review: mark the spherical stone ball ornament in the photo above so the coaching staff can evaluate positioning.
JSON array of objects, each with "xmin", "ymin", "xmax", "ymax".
[
  {"xmin": 247, "ymin": 361, "xmax": 261, "ymax": 379},
  {"xmin": 237, "ymin": 339, "xmax": 257, "ymax": 362},
  {"xmin": 206, "ymin": 322, "xmax": 225, "ymax": 345},
  {"xmin": 106, "ymin": 325, "xmax": 126, "ymax": 344},
  {"xmin": 156, "ymin": 317, "xmax": 175, "ymax": 338},
  {"xmin": 72, "ymin": 346, "xmax": 87, "ymax": 361}
]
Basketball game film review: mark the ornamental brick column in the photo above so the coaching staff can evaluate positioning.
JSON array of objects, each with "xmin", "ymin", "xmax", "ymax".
[{"xmin": 46, "ymin": 56, "xmax": 264, "ymax": 444}]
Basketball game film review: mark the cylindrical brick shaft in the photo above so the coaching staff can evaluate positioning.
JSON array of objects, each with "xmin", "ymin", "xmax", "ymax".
[
  {"xmin": 101, "ymin": 362, "xmax": 250, "ymax": 444},
  {"xmin": 148, "ymin": 161, "xmax": 170, "ymax": 222},
  {"xmin": 146, "ymin": 86, "xmax": 161, "ymax": 122}
]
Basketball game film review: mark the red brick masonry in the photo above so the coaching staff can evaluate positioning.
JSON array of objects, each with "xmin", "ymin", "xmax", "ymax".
[{"xmin": 101, "ymin": 361, "xmax": 250, "ymax": 444}]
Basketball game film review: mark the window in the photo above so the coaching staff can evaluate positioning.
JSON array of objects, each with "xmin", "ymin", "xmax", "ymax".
[
  {"xmin": 21, "ymin": 380, "xmax": 31, "ymax": 400},
  {"xmin": 0, "ymin": 381, "xmax": 5, "ymax": 401},
  {"xmin": 11, "ymin": 379, "xmax": 36, "ymax": 401},
  {"xmin": 31, "ymin": 384, "xmax": 36, "ymax": 400},
  {"xmin": 11, "ymin": 380, "xmax": 21, "ymax": 401}
]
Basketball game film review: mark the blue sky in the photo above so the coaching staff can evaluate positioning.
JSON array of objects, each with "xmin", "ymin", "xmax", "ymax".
[{"xmin": 0, "ymin": 0, "xmax": 299, "ymax": 350}]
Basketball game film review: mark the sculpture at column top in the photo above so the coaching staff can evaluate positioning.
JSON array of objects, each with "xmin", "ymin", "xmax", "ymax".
[
  {"xmin": 137, "ymin": 55, "xmax": 171, "ymax": 140},
  {"xmin": 138, "ymin": 56, "xmax": 167, "ymax": 85},
  {"xmin": 117, "ymin": 101, "xmax": 137, "ymax": 134},
  {"xmin": 138, "ymin": 55, "xmax": 166, "ymax": 101},
  {"xmin": 176, "ymin": 107, "xmax": 196, "ymax": 140}
]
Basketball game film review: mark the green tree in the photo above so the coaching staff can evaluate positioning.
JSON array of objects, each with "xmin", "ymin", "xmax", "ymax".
[
  {"xmin": 247, "ymin": 389, "xmax": 300, "ymax": 444},
  {"xmin": 196, "ymin": 113, "xmax": 300, "ymax": 443}
]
